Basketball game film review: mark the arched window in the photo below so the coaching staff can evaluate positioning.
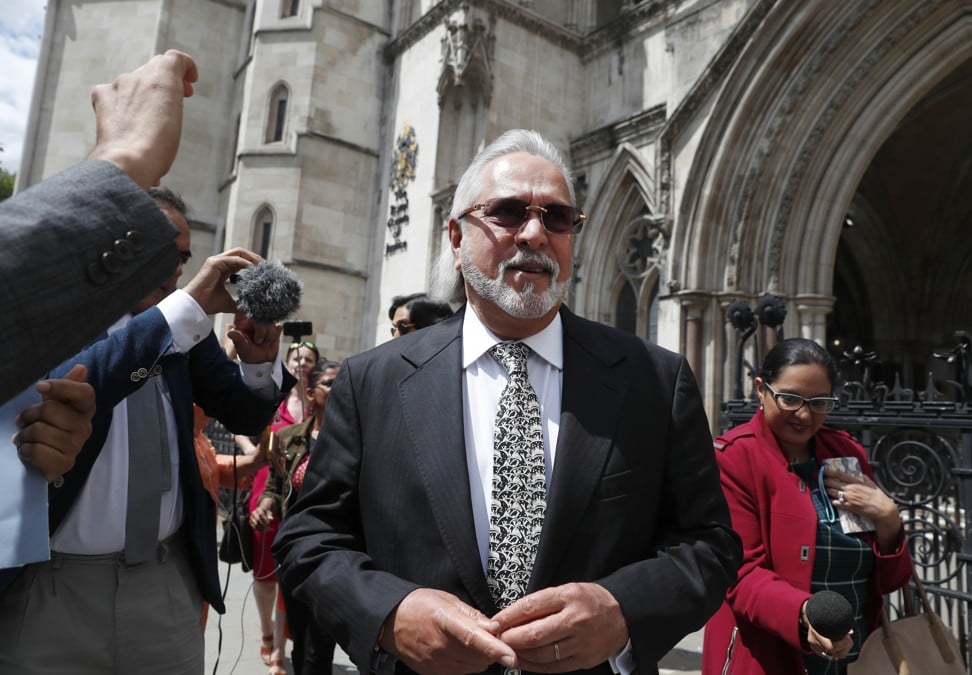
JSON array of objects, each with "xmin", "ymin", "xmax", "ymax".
[
  {"xmin": 253, "ymin": 207, "xmax": 273, "ymax": 259},
  {"xmin": 616, "ymin": 283, "xmax": 637, "ymax": 335},
  {"xmin": 614, "ymin": 276, "xmax": 659, "ymax": 341},
  {"xmin": 281, "ymin": 0, "xmax": 299, "ymax": 18},
  {"xmin": 265, "ymin": 84, "xmax": 289, "ymax": 143}
]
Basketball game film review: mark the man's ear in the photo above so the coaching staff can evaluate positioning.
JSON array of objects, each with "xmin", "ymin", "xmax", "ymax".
[{"xmin": 447, "ymin": 218, "xmax": 463, "ymax": 270}]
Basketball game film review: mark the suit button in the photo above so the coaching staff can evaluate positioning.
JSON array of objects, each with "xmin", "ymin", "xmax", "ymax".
[
  {"xmin": 101, "ymin": 251, "xmax": 120, "ymax": 273},
  {"xmin": 137, "ymin": 368, "xmax": 149, "ymax": 378},
  {"xmin": 151, "ymin": 365, "xmax": 163, "ymax": 376},
  {"xmin": 504, "ymin": 668, "xmax": 521, "ymax": 675},
  {"xmin": 87, "ymin": 261, "xmax": 109, "ymax": 285},
  {"xmin": 130, "ymin": 372, "xmax": 141, "ymax": 382},
  {"xmin": 125, "ymin": 230, "xmax": 145, "ymax": 252},
  {"xmin": 52, "ymin": 476, "xmax": 64, "ymax": 488},
  {"xmin": 114, "ymin": 238, "xmax": 135, "ymax": 261}
]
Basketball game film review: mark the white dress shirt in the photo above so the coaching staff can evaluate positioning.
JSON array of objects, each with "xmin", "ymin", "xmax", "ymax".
[
  {"xmin": 460, "ymin": 307, "xmax": 634, "ymax": 674},
  {"xmin": 50, "ymin": 290, "xmax": 282, "ymax": 555}
]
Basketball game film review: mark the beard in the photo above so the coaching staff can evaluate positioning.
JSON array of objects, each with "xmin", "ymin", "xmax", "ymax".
[{"xmin": 459, "ymin": 241, "xmax": 571, "ymax": 319}]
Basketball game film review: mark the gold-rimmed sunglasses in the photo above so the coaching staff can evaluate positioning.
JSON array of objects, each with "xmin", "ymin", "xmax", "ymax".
[{"xmin": 459, "ymin": 197, "xmax": 585, "ymax": 235}]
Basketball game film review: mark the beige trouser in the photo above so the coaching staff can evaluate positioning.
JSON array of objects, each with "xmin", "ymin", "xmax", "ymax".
[{"xmin": 0, "ymin": 532, "xmax": 204, "ymax": 674}]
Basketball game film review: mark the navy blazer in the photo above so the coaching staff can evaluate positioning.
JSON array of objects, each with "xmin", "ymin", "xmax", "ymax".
[
  {"xmin": 48, "ymin": 306, "xmax": 292, "ymax": 612},
  {"xmin": 274, "ymin": 306, "xmax": 741, "ymax": 674}
]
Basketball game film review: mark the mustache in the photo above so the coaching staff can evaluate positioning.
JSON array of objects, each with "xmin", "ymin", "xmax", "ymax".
[{"xmin": 498, "ymin": 250, "xmax": 559, "ymax": 277}]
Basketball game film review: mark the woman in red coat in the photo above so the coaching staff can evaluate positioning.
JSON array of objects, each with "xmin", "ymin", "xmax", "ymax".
[{"xmin": 702, "ymin": 338, "xmax": 912, "ymax": 674}]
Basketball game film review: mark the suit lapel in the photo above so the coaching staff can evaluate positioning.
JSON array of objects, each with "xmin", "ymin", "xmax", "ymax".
[
  {"xmin": 397, "ymin": 313, "xmax": 496, "ymax": 611},
  {"xmin": 530, "ymin": 308, "xmax": 628, "ymax": 588}
]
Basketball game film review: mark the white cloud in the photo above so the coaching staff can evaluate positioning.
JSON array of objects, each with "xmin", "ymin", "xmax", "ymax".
[{"xmin": 0, "ymin": 0, "xmax": 47, "ymax": 173}]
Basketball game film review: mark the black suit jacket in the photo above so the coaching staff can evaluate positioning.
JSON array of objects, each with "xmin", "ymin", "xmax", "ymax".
[{"xmin": 274, "ymin": 307, "xmax": 740, "ymax": 674}]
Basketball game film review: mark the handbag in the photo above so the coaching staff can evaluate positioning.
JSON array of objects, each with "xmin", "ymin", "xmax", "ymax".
[
  {"xmin": 218, "ymin": 500, "xmax": 253, "ymax": 571},
  {"xmin": 848, "ymin": 571, "xmax": 965, "ymax": 674},
  {"xmin": 217, "ymin": 455, "xmax": 254, "ymax": 572}
]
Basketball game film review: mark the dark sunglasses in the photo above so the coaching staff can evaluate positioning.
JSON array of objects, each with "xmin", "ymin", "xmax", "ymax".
[
  {"xmin": 390, "ymin": 321, "xmax": 416, "ymax": 336},
  {"xmin": 459, "ymin": 197, "xmax": 585, "ymax": 235}
]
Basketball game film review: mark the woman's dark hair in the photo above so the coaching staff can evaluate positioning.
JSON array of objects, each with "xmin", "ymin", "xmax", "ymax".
[
  {"xmin": 307, "ymin": 360, "xmax": 341, "ymax": 387},
  {"xmin": 407, "ymin": 296, "xmax": 453, "ymax": 329},
  {"xmin": 759, "ymin": 338, "xmax": 838, "ymax": 389}
]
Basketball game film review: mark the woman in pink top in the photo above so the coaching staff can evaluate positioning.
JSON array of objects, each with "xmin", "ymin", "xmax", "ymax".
[{"xmin": 247, "ymin": 340, "xmax": 319, "ymax": 669}]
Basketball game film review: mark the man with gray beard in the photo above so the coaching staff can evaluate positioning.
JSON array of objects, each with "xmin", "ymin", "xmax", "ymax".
[{"xmin": 274, "ymin": 129, "xmax": 741, "ymax": 675}]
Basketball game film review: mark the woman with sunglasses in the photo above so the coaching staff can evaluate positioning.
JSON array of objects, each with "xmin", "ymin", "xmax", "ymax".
[
  {"xmin": 702, "ymin": 338, "xmax": 912, "ymax": 675},
  {"xmin": 251, "ymin": 360, "xmax": 341, "ymax": 675}
]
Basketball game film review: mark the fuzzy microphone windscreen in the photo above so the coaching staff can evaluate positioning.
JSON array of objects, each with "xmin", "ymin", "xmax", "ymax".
[
  {"xmin": 805, "ymin": 590, "xmax": 854, "ymax": 640},
  {"xmin": 235, "ymin": 261, "xmax": 303, "ymax": 324}
]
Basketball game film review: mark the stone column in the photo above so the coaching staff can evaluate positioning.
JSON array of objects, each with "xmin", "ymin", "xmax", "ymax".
[
  {"xmin": 677, "ymin": 291, "xmax": 710, "ymax": 389},
  {"xmin": 795, "ymin": 294, "xmax": 835, "ymax": 346}
]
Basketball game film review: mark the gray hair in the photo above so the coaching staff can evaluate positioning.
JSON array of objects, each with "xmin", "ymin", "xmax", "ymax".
[
  {"xmin": 433, "ymin": 129, "xmax": 575, "ymax": 303},
  {"xmin": 431, "ymin": 245, "xmax": 466, "ymax": 304},
  {"xmin": 447, "ymin": 129, "xmax": 575, "ymax": 221}
]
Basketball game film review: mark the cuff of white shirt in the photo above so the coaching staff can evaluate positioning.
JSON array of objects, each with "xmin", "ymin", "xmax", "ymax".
[
  {"xmin": 157, "ymin": 290, "xmax": 282, "ymax": 394},
  {"xmin": 609, "ymin": 639, "xmax": 636, "ymax": 675},
  {"xmin": 239, "ymin": 358, "xmax": 284, "ymax": 394},
  {"xmin": 157, "ymin": 289, "xmax": 212, "ymax": 353}
]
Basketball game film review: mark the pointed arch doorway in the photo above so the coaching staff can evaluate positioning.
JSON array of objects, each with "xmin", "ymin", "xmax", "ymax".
[
  {"xmin": 661, "ymin": 0, "xmax": 972, "ymax": 416},
  {"xmin": 830, "ymin": 55, "xmax": 972, "ymax": 389}
]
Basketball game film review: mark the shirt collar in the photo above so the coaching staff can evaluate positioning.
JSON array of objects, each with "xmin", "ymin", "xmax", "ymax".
[{"xmin": 461, "ymin": 305, "xmax": 563, "ymax": 371}]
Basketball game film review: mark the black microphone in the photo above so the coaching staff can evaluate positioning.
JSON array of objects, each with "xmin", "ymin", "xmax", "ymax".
[
  {"xmin": 234, "ymin": 261, "xmax": 303, "ymax": 324},
  {"xmin": 805, "ymin": 590, "xmax": 854, "ymax": 640}
]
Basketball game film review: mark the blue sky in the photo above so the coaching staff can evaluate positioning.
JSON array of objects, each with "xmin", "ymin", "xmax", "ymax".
[{"xmin": 0, "ymin": 1, "xmax": 46, "ymax": 173}]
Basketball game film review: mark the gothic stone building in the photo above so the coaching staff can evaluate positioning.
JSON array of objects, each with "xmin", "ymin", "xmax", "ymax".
[{"xmin": 19, "ymin": 0, "xmax": 972, "ymax": 424}]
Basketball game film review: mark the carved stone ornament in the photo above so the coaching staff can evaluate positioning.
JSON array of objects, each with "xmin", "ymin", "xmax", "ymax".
[
  {"xmin": 618, "ymin": 213, "xmax": 669, "ymax": 278},
  {"xmin": 438, "ymin": 4, "xmax": 495, "ymax": 105}
]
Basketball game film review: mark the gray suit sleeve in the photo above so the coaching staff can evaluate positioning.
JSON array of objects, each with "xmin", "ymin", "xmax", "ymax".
[{"xmin": 0, "ymin": 159, "xmax": 179, "ymax": 403}]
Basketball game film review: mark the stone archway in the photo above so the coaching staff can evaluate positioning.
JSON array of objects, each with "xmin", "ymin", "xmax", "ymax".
[
  {"xmin": 667, "ymin": 0, "xmax": 972, "ymax": 413},
  {"xmin": 573, "ymin": 143, "xmax": 661, "ymax": 335}
]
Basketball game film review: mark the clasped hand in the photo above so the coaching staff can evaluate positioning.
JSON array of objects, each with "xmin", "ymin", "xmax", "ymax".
[{"xmin": 379, "ymin": 583, "xmax": 628, "ymax": 675}]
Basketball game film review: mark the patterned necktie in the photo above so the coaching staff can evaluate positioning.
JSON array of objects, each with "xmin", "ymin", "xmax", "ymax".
[
  {"xmin": 124, "ymin": 377, "xmax": 170, "ymax": 563},
  {"xmin": 486, "ymin": 341, "xmax": 547, "ymax": 608}
]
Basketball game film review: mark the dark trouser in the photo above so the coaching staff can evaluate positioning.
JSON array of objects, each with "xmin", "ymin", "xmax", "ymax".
[{"xmin": 281, "ymin": 581, "xmax": 336, "ymax": 674}]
